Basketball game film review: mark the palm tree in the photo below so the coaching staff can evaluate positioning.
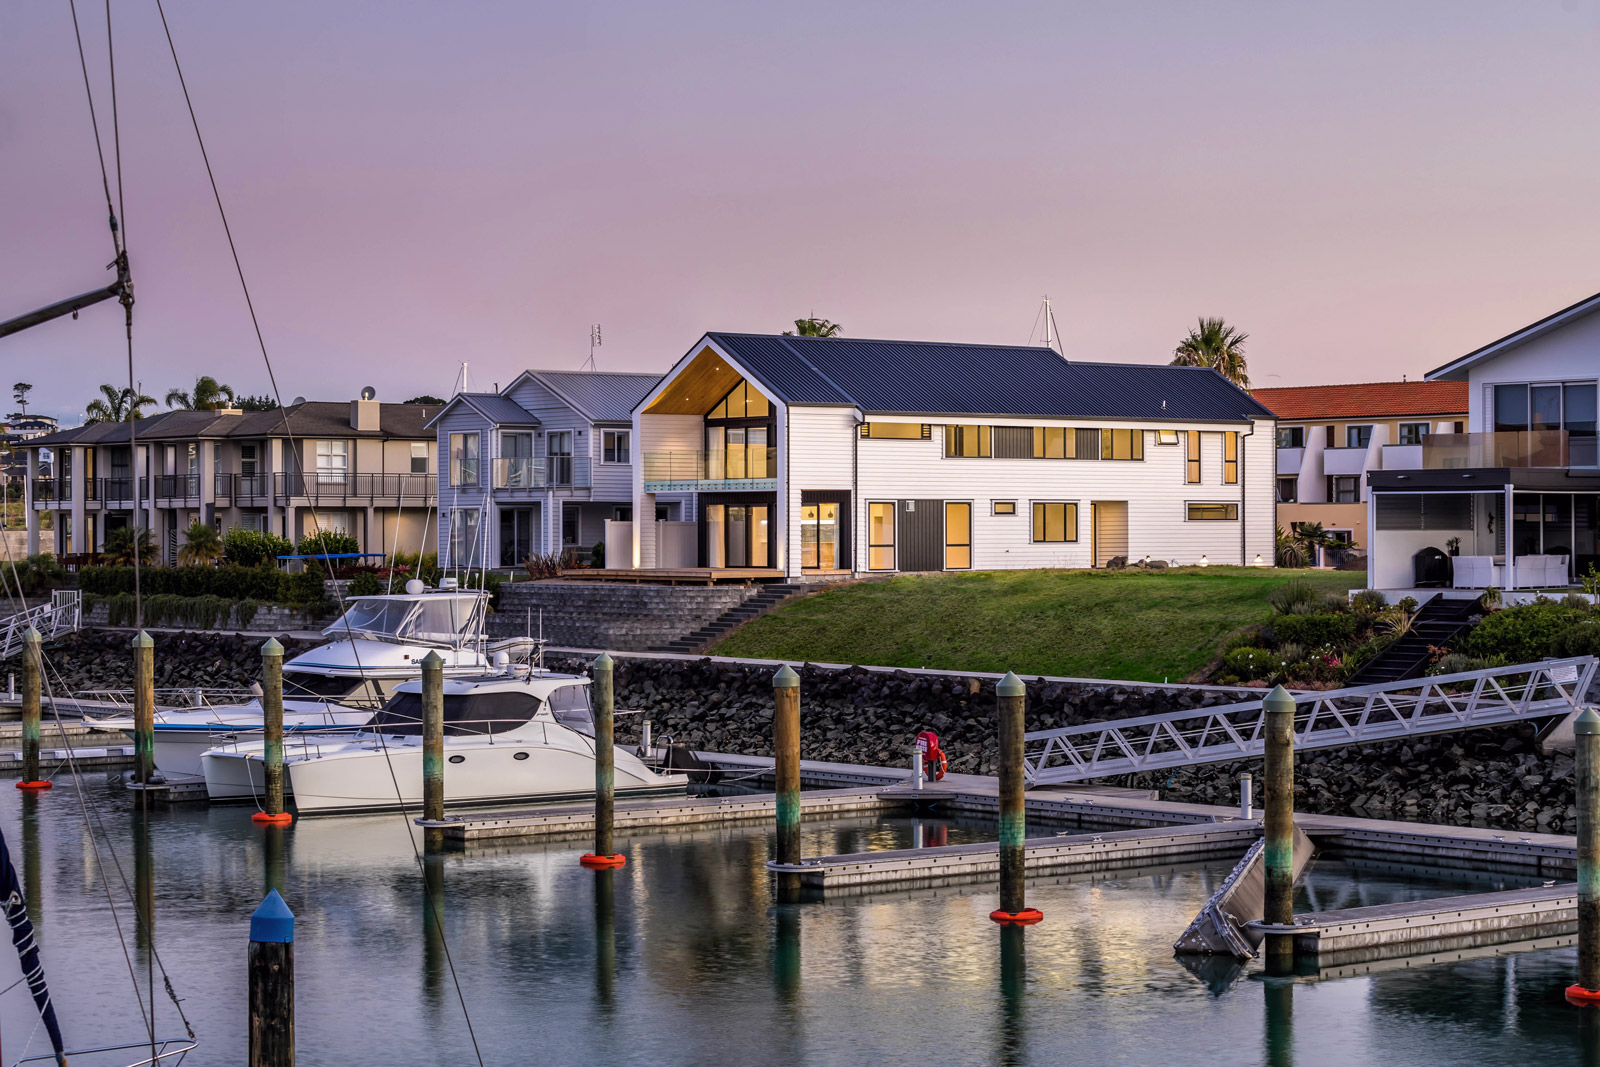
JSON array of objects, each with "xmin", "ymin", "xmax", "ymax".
[
  {"xmin": 165, "ymin": 376, "xmax": 237, "ymax": 411},
  {"xmin": 1171, "ymin": 318, "xmax": 1250, "ymax": 388},
  {"xmin": 176, "ymin": 521, "xmax": 224, "ymax": 566},
  {"xmin": 101, "ymin": 526, "xmax": 154, "ymax": 566},
  {"xmin": 783, "ymin": 317, "xmax": 842, "ymax": 338},
  {"xmin": 84, "ymin": 384, "xmax": 157, "ymax": 424}
]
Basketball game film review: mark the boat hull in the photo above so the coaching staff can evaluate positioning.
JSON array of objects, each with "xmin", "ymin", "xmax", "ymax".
[{"xmin": 203, "ymin": 736, "xmax": 688, "ymax": 814}]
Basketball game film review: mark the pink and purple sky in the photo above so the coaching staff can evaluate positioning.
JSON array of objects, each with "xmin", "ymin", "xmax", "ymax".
[{"xmin": 4, "ymin": 1, "xmax": 1600, "ymax": 421}]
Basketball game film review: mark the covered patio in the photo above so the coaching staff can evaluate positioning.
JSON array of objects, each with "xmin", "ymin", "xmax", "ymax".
[{"xmin": 1365, "ymin": 469, "xmax": 1600, "ymax": 592}]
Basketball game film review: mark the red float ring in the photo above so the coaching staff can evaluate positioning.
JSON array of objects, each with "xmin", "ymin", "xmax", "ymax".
[
  {"xmin": 251, "ymin": 812, "xmax": 294, "ymax": 825},
  {"xmin": 15, "ymin": 781, "xmax": 51, "ymax": 791},
  {"xmin": 1567, "ymin": 984, "xmax": 1600, "ymax": 1004},
  {"xmin": 580, "ymin": 853, "xmax": 626, "ymax": 868},
  {"xmin": 989, "ymin": 908, "xmax": 1044, "ymax": 925}
]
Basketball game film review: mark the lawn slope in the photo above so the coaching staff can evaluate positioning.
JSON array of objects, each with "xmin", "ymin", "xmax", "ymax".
[{"xmin": 712, "ymin": 567, "xmax": 1361, "ymax": 682}]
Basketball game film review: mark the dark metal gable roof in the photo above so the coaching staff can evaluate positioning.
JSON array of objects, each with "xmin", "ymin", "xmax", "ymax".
[
  {"xmin": 704, "ymin": 333, "xmax": 1272, "ymax": 422},
  {"xmin": 529, "ymin": 371, "xmax": 663, "ymax": 423}
]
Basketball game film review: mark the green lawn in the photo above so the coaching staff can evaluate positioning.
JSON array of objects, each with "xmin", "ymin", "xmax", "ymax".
[{"xmin": 712, "ymin": 566, "xmax": 1362, "ymax": 682}]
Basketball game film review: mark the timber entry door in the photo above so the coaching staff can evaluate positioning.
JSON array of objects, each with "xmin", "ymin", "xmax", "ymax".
[{"xmin": 1091, "ymin": 501, "xmax": 1129, "ymax": 566}]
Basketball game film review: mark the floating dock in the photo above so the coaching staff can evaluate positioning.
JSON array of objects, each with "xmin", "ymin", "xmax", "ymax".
[
  {"xmin": 1277, "ymin": 883, "xmax": 1577, "ymax": 966},
  {"xmin": 768, "ymin": 821, "xmax": 1261, "ymax": 893}
]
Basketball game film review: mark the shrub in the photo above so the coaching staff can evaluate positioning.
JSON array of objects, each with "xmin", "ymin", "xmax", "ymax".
[
  {"xmin": 1, "ymin": 553, "xmax": 66, "ymax": 597},
  {"xmin": 297, "ymin": 531, "xmax": 361, "ymax": 558},
  {"xmin": 1458, "ymin": 601, "xmax": 1589, "ymax": 663},
  {"xmin": 177, "ymin": 522, "xmax": 224, "ymax": 566},
  {"xmin": 1267, "ymin": 580, "xmax": 1318, "ymax": 615},
  {"xmin": 1396, "ymin": 596, "xmax": 1420, "ymax": 614},
  {"xmin": 1223, "ymin": 647, "xmax": 1271, "ymax": 680},
  {"xmin": 1271, "ymin": 612, "xmax": 1357, "ymax": 648},
  {"xmin": 1220, "ymin": 628, "xmax": 1267, "ymax": 655},
  {"xmin": 591, "ymin": 540, "xmax": 605, "ymax": 568},
  {"xmin": 347, "ymin": 571, "xmax": 385, "ymax": 597},
  {"xmin": 79, "ymin": 564, "xmax": 285, "ymax": 600},
  {"xmin": 101, "ymin": 527, "xmax": 155, "ymax": 566},
  {"xmin": 390, "ymin": 552, "xmax": 442, "ymax": 588},
  {"xmin": 1429, "ymin": 653, "xmax": 1486, "ymax": 676},
  {"xmin": 223, "ymin": 528, "xmax": 293, "ymax": 568},
  {"xmin": 1276, "ymin": 642, "xmax": 1305, "ymax": 667},
  {"xmin": 1349, "ymin": 589, "xmax": 1388, "ymax": 615},
  {"xmin": 281, "ymin": 569, "xmax": 329, "ymax": 605},
  {"xmin": 1551, "ymin": 621, "xmax": 1600, "ymax": 659},
  {"xmin": 1561, "ymin": 593, "xmax": 1593, "ymax": 612}
]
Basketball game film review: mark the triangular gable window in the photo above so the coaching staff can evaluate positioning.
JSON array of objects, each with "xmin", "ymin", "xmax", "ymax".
[{"xmin": 707, "ymin": 378, "xmax": 772, "ymax": 421}]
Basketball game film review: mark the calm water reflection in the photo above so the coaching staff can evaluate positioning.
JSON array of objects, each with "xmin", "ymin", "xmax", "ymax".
[{"xmin": 1, "ymin": 773, "xmax": 1597, "ymax": 1066}]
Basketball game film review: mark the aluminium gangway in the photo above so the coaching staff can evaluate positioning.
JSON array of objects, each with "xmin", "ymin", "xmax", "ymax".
[
  {"xmin": 1024, "ymin": 656, "xmax": 1597, "ymax": 786},
  {"xmin": 0, "ymin": 590, "xmax": 81, "ymax": 662}
]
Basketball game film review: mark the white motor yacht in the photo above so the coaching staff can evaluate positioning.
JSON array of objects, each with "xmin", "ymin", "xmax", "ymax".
[
  {"xmin": 91, "ymin": 584, "xmax": 517, "ymax": 783},
  {"xmin": 201, "ymin": 667, "xmax": 689, "ymax": 813}
]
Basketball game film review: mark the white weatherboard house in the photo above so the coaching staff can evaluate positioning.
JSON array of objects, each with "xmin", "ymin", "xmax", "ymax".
[
  {"xmin": 627, "ymin": 334, "xmax": 1277, "ymax": 579},
  {"xmin": 428, "ymin": 371, "xmax": 688, "ymax": 569},
  {"xmin": 1366, "ymin": 292, "xmax": 1600, "ymax": 593}
]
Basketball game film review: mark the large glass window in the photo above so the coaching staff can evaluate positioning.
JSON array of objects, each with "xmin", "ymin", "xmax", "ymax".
[
  {"xmin": 602, "ymin": 430, "xmax": 630, "ymax": 464},
  {"xmin": 448, "ymin": 508, "xmax": 481, "ymax": 566},
  {"xmin": 868, "ymin": 502, "xmax": 896, "ymax": 570},
  {"xmin": 315, "ymin": 440, "xmax": 348, "ymax": 485},
  {"xmin": 1100, "ymin": 429, "xmax": 1144, "ymax": 460},
  {"xmin": 546, "ymin": 431, "xmax": 572, "ymax": 485},
  {"xmin": 1568, "ymin": 383, "xmax": 1597, "ymax": 467},
  {"xmin": 1032, "ymin": 426, "xmax": 1073, "ymax": 459},
  {"xmin": 944, "ymin": 425, "xmax": 991, "ymax": 458},
  {"xmin": 801, "ymin": 503, "xmax": 840, "ymax": 570},
  {"xmin": 1495, "ymin": 384, "xmax": 1530, "ymax": 432},
  {"xmin": 1031, "ymin": 502, "xmax": 1077, "ymax": 542},
  {"xmin": 1185, "ymin": 431, "xmax": 1201, "ymax": 483},
  {"xmin": 1532, "ymin": 385, "xmax": 1563, "ymax": 430},
  {"xmin": 1224, "ymin": 432, "xmax": 1239, "ymax": 484},
  {"xmin": 448, "ymin": 433, "xmax": 479, "ymax": 487},
  {"xmin": 707, "ymin": 380, "xmax": 771, "ymax": 419},
  {"xmin": 944, "ymin": 502, "xmax": 971, "ymax": 569}
]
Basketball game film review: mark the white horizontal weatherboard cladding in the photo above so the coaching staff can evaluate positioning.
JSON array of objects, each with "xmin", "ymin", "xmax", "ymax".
[
  {"xmin": 1459, "ymin": 310, "xmax": 1600, "ymax": 433},
  {"xmin": 786, "ymin": 407, "xmax": 859, "ymax": 576},
  {"xmin": 850, "ymin": 420, "xmax": 1273, "ymax": 570}
]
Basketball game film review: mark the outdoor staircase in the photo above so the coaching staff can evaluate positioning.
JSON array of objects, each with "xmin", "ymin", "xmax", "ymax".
[
  {"xmin": 1345, "ymin": 595, "xmax": 1482, "ymax": 686},
  {"xmin": 652, "ymin": 583, "xmax": 806, "ymax": 655}
]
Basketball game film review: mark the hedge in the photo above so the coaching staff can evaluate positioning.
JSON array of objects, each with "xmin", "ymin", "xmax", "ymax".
[
  {"xmin": 1459, "ymin": 602, "xmax": 1592, "ymax": 663},
  {"xmin": 1269, "ymin": 612, "xmax": 1358, "ymax": 649},
  {"xmin": 80, "ymin": 565, "xmax": 290, "ymax": 600}
]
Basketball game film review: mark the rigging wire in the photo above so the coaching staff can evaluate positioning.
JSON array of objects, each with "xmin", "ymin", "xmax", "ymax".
[{"xmin": 150, "ymin": 4, "xmax": 485, "ymax": 1061}]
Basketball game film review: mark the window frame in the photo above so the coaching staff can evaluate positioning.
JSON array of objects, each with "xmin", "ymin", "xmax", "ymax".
[
  {"xmin": 1276, "ymin": 425, "xmax": 1305, "ymax": 449},
  {"xmin": 944, "ymin": 501, "xmax": 972, "ymax": 570},
  {"xmin": 1330, "ymin": 475, "xmax": 1359, "ymax": 504},
  {"xmin": 867, "ymin": 501, "xmax": 897, "ymax": 571},
  {"xmin": 1185, "ymin": 502, "xmax": 1239, "ymax": 521},
  {"xmin": 1100, "ymin": 428, "xmax": 1144, "ymax": 461},
  {"xmin": 448, "ymin": 432, "xmax": 480, "ymax": 488},
  {"xmin": 1223, "ymin": 431, "xmax": 1238, "ymax": 485},
  {"xmin": 315, "ymin": 439, "xmax": 350, "ymax": 486},
  {"xmin": 860, "ymin": 422, "xmax": 928, "ymax": 440},
  {"xmin": 1397, "ymin": 422, "xmax": 1430, "ymax": 446},
  {"xmin": 1030, "ymin": 500, "xmax": 1079, "ymax": 543},
  {"xmin": 1185, "ymin": 430, "xmax": 1201, "ymax": 484},
  {"xmin": 601, "ymin": 429, "xmax": 631, "ymax": 465},
  {"xmin": 1155, "ymin": 429, "xmax": 1179, "ymax": 445},
  {"xmin": 992, "ymin": 500, "xmax": 1017, "ymax": 516},
  {"xmin": 1031, "ymin": 426, "xmax": 1073, "ymax": 459},
  {"xmin": 1276, "ymin": 477, "xmax": 1298, "ymax": 503},
  {"xmin": 943, "ymin": 424, "xmax": 991, "ymax": 458},
  {"xmin": 1345, "ymin": 424, "xmax": 1374, "ymax": 449},
  {"xmin": 410, "ymin": 441, "xmax": 428, "ymax": 474}
]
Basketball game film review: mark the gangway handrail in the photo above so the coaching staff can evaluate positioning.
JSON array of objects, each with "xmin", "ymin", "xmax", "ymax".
[
  {"xmin": 0, "ymin": 590, "xmax": 82, "ymax": 662},
  {"xmin": 1024, "ymin": 656, "xmax": 1597, "ymax": 786}
]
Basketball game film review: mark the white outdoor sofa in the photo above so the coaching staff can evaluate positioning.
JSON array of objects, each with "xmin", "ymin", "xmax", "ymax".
[
  {"xmin": 1512, "ymin": 554, "xmax": 1570, "ymax": 588},
  {"xmin": 1452, "ymin": 555, "xmax": 1497, "ymax": 589}
]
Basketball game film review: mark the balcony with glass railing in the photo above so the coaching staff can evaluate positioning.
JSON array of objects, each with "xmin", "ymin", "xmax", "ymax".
[
  {"xmin": 643, "ymin": 447, "xmax": 777, "ymax": 490},
  {"xmin": 274, "ymin": 472, "xmax": 436, "ymax": 502},
  {"xmin": 1419, "ymin": 431, "xmax": 1593, "ymax": 470},
  {"xmin": 491, "ymin": 457, "xmax": 548, "ymax": 491}
]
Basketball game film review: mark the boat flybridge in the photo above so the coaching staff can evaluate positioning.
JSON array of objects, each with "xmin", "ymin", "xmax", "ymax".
[
  {"xmin": 92, "ymin": 580, "xmax": 539, "ymax": 784},
  {"xmin": 202, "ymin": 662, "xmax": 689, "ymax": 813}
]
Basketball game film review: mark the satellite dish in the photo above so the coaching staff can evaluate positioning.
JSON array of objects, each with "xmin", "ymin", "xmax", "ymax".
[
  {"xmin": 360, "ymin": 385, "xmax": 377, "ymax": 401},
  {"xmin": 291, "ymin": 396, "xmax": 306, "ymax": 406}
]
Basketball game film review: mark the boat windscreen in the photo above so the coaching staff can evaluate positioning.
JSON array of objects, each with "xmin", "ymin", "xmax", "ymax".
[
  {"xmin": 409, "ymin": 598, "xmax": 482, "ymax": 645},
  {"xmin": 372, "ymin": 691, "xmax": 543, "ymax": 736},
  {"xmin": 547, "ymin": 684, "xmax": 593, "ymax": 736},
  {"xmin": 325, "ymin": 598, "xmax": 416, "ymax": 640},
  {"xmin": 282, "ymin": 671, "xmax": 364, "ymax": 699}
]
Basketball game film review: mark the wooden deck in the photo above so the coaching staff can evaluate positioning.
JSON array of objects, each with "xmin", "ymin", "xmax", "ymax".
[{"xmin": 555, "ymin": 567, "xmax": 786, "ymax": 585}]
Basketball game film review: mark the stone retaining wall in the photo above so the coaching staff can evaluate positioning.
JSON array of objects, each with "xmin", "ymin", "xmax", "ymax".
[{"xmin": 493, "ymin": 582, "xmax": 759, "ymax": 650}]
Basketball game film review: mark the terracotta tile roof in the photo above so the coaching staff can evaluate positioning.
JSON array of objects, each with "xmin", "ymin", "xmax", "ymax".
[{"xmin": 1250, "ymin": 380, "xmax": 1469, "ymax": 421}]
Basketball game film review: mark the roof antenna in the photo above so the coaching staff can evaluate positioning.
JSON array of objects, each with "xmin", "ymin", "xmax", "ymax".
[
  {"xmin": 582, "ymin": 324, "xmax": 601, "ymax": 372},
  {"xmin": 1037, "ymin": 296, "xmax": 1065, "ymax": 359},
  {"xmin": 451, "ymin": 361, "xmax": 471, "ymax": 397}
]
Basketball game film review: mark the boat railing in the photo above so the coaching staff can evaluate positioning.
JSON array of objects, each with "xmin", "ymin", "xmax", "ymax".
[{"xmin": 77, "ymin": 687, "xmax": 261, "ymax": 712}]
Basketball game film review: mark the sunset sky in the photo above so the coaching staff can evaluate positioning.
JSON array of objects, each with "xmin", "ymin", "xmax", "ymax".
[{"xmin": 4, "ymin": 1, "xmax": 1600, "ymax": 420}]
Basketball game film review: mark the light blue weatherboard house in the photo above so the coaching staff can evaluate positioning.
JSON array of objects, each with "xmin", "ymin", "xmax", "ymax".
[{"xmin": 427, "ymin": 370, "xmax": 689, "ymax": 569}]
